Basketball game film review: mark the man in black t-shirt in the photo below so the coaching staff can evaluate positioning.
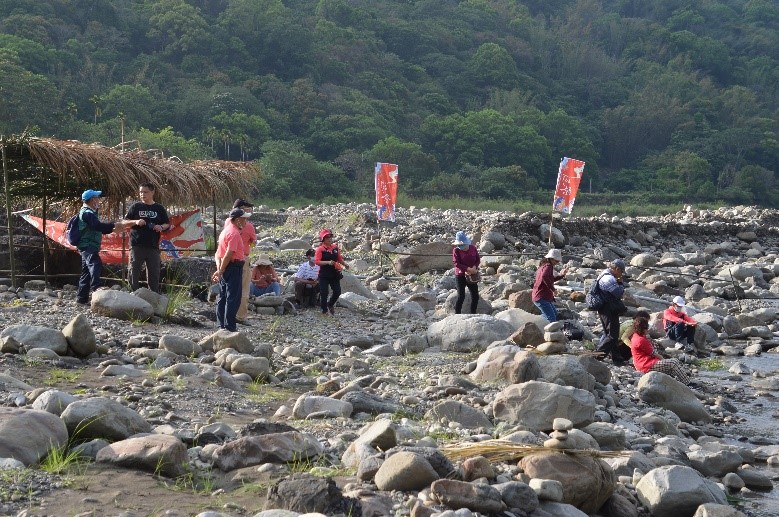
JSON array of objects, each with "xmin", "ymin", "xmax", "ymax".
[{"xmin": 123, "ymin": 183, "xmax": 172, "ymax": 292}]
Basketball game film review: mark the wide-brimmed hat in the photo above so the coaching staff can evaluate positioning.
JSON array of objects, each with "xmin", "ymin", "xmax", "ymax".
[
  {"xmin": 545, "ymin": 248, "xmax": 562, "ymax": 262},
  {"xmin": 81, "ymin": 189, "xmax": 102, "ymax": 202},
  {"xmin": 253, "ymin": 254, "xmax": 272, "ymax": 266},
  {"xmin": 672, "ymin": 295, "xmax": 686, "ymax": 307},
  {"xmin": 319, "ymin": 229, "xmax": 333, "ymax": 240},
  {"xmin": 452, "ymin": 231, "xmax": 471, "ymax": 246}
]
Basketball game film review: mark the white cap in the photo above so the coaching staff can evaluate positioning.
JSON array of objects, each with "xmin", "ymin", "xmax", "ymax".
[
  {"xmin": 545, "ymin": 248, "xmax": 562, "ymax": 262},
  {"xmin": 672, "ymin": 296, "xmax": 685, "ymax": 307}
]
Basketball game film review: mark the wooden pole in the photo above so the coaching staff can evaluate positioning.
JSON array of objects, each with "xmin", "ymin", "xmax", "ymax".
[
  {"xmin": 377, "ymin": 219, "xmax": 384, "ymax": 277},
  {"xmin": 547, "ymin": 209, "xmax": 554, "ymax": 248},
  {"xmin": 212, "ymin": 194, "xmax": 217, "ymax": 248},
  {"xmin": 1, "ymin": 139, "xmax": 16, "ymax": 288},
  {"xmin": 42, "ymin": 192, "xmax": 49, "ymax": 286},
  {"xmin": 121, "ymin": 200, "xmax": 127, "ymax": 285}
]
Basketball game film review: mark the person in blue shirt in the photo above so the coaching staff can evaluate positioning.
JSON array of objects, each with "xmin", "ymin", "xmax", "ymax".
[
  {"xmin": 75, "ymin": 190, "xmax": 139, "ymax": 305},
  {"xmin": 595, "ymin": 259, "xmax": 631, "ymax": 365}
]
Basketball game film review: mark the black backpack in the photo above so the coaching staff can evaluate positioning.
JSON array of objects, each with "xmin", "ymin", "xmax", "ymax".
[{"xmin": 65, "ymin": 213, "xmax": 82, "ymax": 246}]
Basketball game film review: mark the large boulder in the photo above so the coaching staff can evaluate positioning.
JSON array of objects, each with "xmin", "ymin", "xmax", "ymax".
[
  {"xmin": 637, "ymin": 372, "xmax": 712, "ymax": 423},
  {"xmin": 536, "ymin": 356, "xmax": 596, "ymax": 391},
  {"xmin": 470, "ymin": 345, "xmax": 542, "ymax": 384},
  {"xmin": 91, "ymin": 290, "xmax": 154, "ymax": 321},
  {"xmin": 0, "ymin": 407, "xmax": 69, "ymax": 466},
  {"xmin": 0, "ymin": 325, "xmax": 68, "ymax": 355},
  {"xmin": 426, "ymin": 314, "xmax": 514, "ymax": 352},
  {"xmin": 198, "ymin": 329, "xmax": 253, "ymax": 354},
  {"xmin": 59, "ymin": 397, "xmax": 151, "ymax": 441},
  {"xmin": 443, "ymin": 290, "xmax": 493, "ymax": 314},
  {"xmin": 213, "ymin": 431, "xmax": 323, "ymax": 471},
  {"xmin": 339, "ymin": 271, "xmax": 377, "ymax": 299},
  {"xmin": 31, "ymin": 389, "xmax": 78, "ymax": 416},
  {"xmin": 133, "ymin": 287, "xmax": 169, "ymax": 317},
  {"xmin": 374, "ymin": 451, "xmax": 440, "ymax": 491},
  {"xmin": 519, "ymin": 452, "xmax": 615, "ymax": 514},
  {"xmin": 61, "ymin": 313, "xmax": 96, "ymax": 357},
  {"xmin": 394, "ymin": 241, "xmax": 453, "ymax": 275},
  {"xmin": 494, "ymin": 308, "xmax": 548, "ymax": 332},
  {"xmin": 96, "ymin": 434, "xmax": 187, "ymax": 477},
  {"xmin": 425, "ymin": 400, "xmax": 492, "ymax": 430},
  {"xmin": 493, "ymin": 380, "xmax": 596, "ymax": 431},
  {"xmin": 636, "ymin": 465, "xmax": 727, "ymax": 516}
]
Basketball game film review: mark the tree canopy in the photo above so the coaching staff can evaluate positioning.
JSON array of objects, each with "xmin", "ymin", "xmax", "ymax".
[{"xmin": 1, "ymin": 0, "xmax": 777, "ymax": 204}]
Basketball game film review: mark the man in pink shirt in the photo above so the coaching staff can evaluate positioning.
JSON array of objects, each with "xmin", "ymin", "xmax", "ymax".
[
  {"xmin": 231, "ymin": 199, "xmax": 256, "ymax": 322},
  {"xmin": 212, "ymin": 208, "xmax": 247, "ymax": 331},
  {"xmin": 663, "ymin": 295, "xmax": 697, "ymax": 352}
]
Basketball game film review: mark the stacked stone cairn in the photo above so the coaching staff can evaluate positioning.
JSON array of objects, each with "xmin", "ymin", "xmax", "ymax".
[
  {"xmin": 535, "ymin": 321, "xmax": 568, "ymax": 354},
  {"xmin": 544, "ymin": 418, "xmax": 574, "ymax": 449}
]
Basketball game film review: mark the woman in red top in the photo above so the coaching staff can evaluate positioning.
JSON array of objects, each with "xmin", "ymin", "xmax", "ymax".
[
  {"xmin": 630, "ymin": 318, "xmax": 691, "ymax": 384},
  {"xmin": 314, "ymin": 229, "xmax": 349, "ymax": 315},
  {"xmin": 532, "ymin": 248, "xmax": 567, "ymax": 322},
  {"xmin": 452, "ymin": 231, "xmax": 480, "ymax": 314}
]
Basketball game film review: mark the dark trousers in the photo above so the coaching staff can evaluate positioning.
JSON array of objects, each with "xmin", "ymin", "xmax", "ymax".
[
  {"xmin": 319, "ymin": 275, "xmax": 341, "ymax": 313},
  {"xmin": 216, "ymin": 261, "xmax": 243, "ymax": 331},
  {"xmin": 455, "ymin": 275, "xmax": 479, "ymax": 314},
  {"xmin": 667, "ymin": 322, "xmax": 696, "ymax": 345},
  {"xmin": 129, "ymin": 246, "xmax": 161, "ymax": 292},
  {"xmin": 77, "ymin": 248, "xmax": 102, "ymax": 303},
  {"xmin": 295, "ymin": 281, "xmax": 318, "ymax": 306},
  {"xmin": 597, "ymin": 311, "xmax": 629, "ymax": 361}
]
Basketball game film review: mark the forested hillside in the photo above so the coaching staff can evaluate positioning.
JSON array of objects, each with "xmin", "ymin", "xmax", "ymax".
[{"xmin": 1, "ymin": 0, "xmax": 777, "ymax": 204}]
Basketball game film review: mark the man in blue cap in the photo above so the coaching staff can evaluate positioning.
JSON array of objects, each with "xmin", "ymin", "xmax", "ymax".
[
  {"xmin": 75, "ymin": 190, "xmax": 141, "ymax": 305},
  {"xmin": 595, "ymin": 258, "xmax": 631, "ymax": 365}
]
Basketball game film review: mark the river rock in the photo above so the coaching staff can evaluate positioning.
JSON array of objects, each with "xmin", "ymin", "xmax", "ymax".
[
  {"xmin": 0, "ymin": 407, "xmax": 69, "ymax": 466},
  {"xmin": 264, "ymin": 473, "xmax": 352, "ymax": 514},
  {"xmin": 61, "ymin": 313, "xmax": 96, "ymax": 357},
  {"xmin": 59, "ymin": 397, "xmax": 151, "ymax": 441},
  {"xmin": 426, "ymin": 314, "xmax": 514, "ymax": 352},
  {"xmin": 199, "ymin": 329, "xmax": 253, "ymax": 354},
  {"xmin": 637, "ymin": 372, "xmax": 712, "ymax": 423},
  {"xmin": 469, "ymin": 345, "xmax": 541, "ymax": 384},
  {"xmin": 213, "ymin": 431, "xmax": 323, "ymax": 471},
  {"xmin": 0, "ymin": 325, "xmax": 67, "ymax": 355},
  {"xmin": 425, "ymin": 400, "xmax": 492, "ymax": 429},
  {"xmin": 687, "ymin": 444, "xmax": 744, "ymax": 477},
  {"xmin": 493, "ymin": 380, "xmax": 595, "ymax": 431},
  {"xmin": 636, "ymin": 465, "xmax": 727, "ymax": 516},
  {"xmin": 292, "ymin": 395, "xmax": 353, "ymax": 419},
  {"xmin": 374, "ymin": 451, "xmax": 440, "ymax": 491},
  {"xmin": 536, "ymin": 355, "xmax": 595, "ymax": 391},
  {"xmin": 159, "ymin": 334, "xmax": 201, "ymax": 356},
  {"xmin": 31, "ymin": 389, "xmax": 77, "ymax": 416},
  {"xmin": 430, "ymin": 479, "xmax": 506, "ymax": 514},
  {"xmin": 393, "ymin": 241, "xmax": 453, "ymax": 275},
  {"xmin": 96, "ymin": 434, "xmax": 187, "ymax": 477},
  {"xmin": 91, "ymin": 290, "xmax": 154, "ymax": 321}
]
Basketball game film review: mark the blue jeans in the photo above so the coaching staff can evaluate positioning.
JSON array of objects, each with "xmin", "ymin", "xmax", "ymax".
[
  {"xmin": 216, "ymin": 261, "xmax": 243, "ymax": 331},
  {"xmin": 250, "ymin": 282, "xmax": 281, "ymax": 296},
  {"xmin": 534, "ymin": 300, "xmax": 558, "ymax": 322},
  {"xmin": 77, "ymin": 248, "xmax": 102, "ymax": 303},
  {"xmin": 667, "ymin": 322, "xmax": 696, "ymax": 345}
]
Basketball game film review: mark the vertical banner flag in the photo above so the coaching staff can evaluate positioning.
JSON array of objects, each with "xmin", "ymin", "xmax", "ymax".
[
  {"xmin": 553, "ymin": 157, "xmax": 585, "ymax": 214},
  {"xmin": 22, "ymin": 209, "xmax": 205, "ymax": 264},
  {"xmin": 375, "ymin": 162, "xmax": 399, "ymax": 222}
]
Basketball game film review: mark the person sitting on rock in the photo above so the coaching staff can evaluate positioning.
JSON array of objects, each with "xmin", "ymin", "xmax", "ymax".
[
  {"xmin": 293, "ymin": 249, "xmax": 319, "ymax": 307},
  {"xmin": 663, "ymin": 296, "xmax": 697, "ymax": 352},
  {"xmin": 620, "ymin": 310, "xmax": 651, "ymax": 359},
  {"xmin": 631, "ymin": 317, "xmax": 692, "ymax": 385},
  {"xmin": 249, "ymin": 254, "xmax": 281, "ymax": 296}
]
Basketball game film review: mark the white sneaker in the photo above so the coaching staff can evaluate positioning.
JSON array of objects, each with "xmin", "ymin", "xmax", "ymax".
[{"xmin": 674, "ymin": 342, "xmax": 686, "ymax": 350}]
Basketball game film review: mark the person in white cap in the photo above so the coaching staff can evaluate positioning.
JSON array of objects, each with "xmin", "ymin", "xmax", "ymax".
[
  {"xmin": 532, "ymin": 248, "xmax": 567, "ymax": 322},
  {"xmin": 663, "ymin": 296, "xmax": 697, "ymax": 352},
  {"xmin": 249, "ymin": 254, "xmax": 281, "ymax": 296}
]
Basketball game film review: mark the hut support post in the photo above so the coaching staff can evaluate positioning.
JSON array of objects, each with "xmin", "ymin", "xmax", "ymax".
[
  {"xmin": 212, "ymin": 194, "xmax": 217, "ymax": 249},
  {"xmin": 121, "ymin": 200, "xmax": 127, "ymax": 285},
  {"xmin": 1, "ymin": 140, "xmax": 16, "ymax": 288},
  {"xmin": 42, "ymin": 193, "xmax": 49, "ymax": 286}
]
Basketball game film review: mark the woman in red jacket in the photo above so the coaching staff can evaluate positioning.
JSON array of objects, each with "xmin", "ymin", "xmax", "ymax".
[
  {"xmin": 630, "ymin": 318, "xmax": 691, "ymax": 384},
  {"xmin": 532, "ymin": 248, "xmax": 567, "ymax": 322},
  {"xmin": 452, "ymin": 231, "xmax": 480, "ymax": 314}
]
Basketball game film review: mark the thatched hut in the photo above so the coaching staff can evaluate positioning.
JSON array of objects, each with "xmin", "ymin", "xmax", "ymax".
[{"xmin": 0, "ymin": 134, "xmax": 260, "ymax": 285}]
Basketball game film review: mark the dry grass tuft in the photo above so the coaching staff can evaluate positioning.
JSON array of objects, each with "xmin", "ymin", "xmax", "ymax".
[{"xmin": 441, "ymin": 440, "xmax": 631, "ymax": 463}]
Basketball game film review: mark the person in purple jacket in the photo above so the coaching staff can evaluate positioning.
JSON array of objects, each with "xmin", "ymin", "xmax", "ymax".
[
  {"xmin": 532, "ymin": 248, "xmax": 568, "ymax": 322},
  {"xmin": 452, "ymin": 231, "xmax": 481, "ymax": 314}
]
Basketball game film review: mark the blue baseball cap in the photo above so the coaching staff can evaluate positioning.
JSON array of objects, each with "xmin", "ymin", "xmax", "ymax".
[{"xmin": 81, "ymin": 189, "xmax": 102, "ymax": 202}]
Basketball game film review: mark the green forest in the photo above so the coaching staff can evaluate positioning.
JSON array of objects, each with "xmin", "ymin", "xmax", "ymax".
[{"xmin": 1, "ymin": 0, "xmax": 777, "ymax": 205}]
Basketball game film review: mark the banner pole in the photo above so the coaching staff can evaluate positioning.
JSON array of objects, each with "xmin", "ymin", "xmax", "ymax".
[
  {"xmin": 547, "ymin": 208, "xmax": 554, "ymax": 248},
  {"xmin": 377, "ymin": 219, "xmax": 384, "ymax": 277}
]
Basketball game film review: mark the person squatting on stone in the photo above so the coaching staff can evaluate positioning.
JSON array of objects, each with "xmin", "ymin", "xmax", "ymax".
[
  {"xmin": 249, "ymin": 254, "xmax": 281, "ymax": 296},
  {"xmin": 124, "ymin": 182, "xmax": 171, "ymax": 293},
  {"xmin": 595, "ymin": 259, "xmax": 632, "ymax": 365},
  {"xmin": 630, "ymin": 317, "xmax": 691, "ymax": 385},
  {"xmin": 452, "ymin": 230, "xmax": 480, "ymax": 314},
  {"xmin": 294, "ymin": 249, "xmax": 319, "ymax": 307},
  {"xmin": 212, "ymin": 208, "xmax": 247, "ymax": 331},
  {"xmin": 76, "ymin": 190, "xmax": 138, "ymax": 305},
  {"xmin": 664, "ymin": 295, "xmax": 698, "ymax": 352},
  {"xmin": 532, "ymin": 248, "xmax": 568, "ymax": 322},
  {"xmin": 232, "ymin": 199, "xmax": 256, "ymax": 323},
  {"xmin": 315, "ymin": 229, "xmax": 349, "ymax": 315}
]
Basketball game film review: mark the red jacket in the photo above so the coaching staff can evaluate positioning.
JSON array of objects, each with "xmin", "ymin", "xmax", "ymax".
[
  {"xmin": 631, "ymin": 333, "xmax": 659, "ymax": 373},
  {"xmin": 452, "ymin": 245, "xmax": 480, "ymax": 277},
  {"xmin": 532, "ymin": 261, "xmax": 564, "ymax": 302},
  {"xmin": 663, "ymin": 307, "xmax": 696, "ymax": 329}
]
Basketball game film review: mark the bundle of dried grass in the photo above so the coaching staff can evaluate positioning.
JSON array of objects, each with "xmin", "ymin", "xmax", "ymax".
[{"xmin": 441, "ymin": 440, "xmax": 630, "ymax": 463}]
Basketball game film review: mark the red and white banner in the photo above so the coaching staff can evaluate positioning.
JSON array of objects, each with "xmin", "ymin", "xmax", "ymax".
[
  {"xmin": 553, "ymin": 157, "xmax": 585, "ymax": 214},
  {"xmin": 22, "ymin": 209, "xmax": 205, "ymax": 264},
  {"xmin": 375, "ymin": 162, "xmax": 398, "ymax": 222}
]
